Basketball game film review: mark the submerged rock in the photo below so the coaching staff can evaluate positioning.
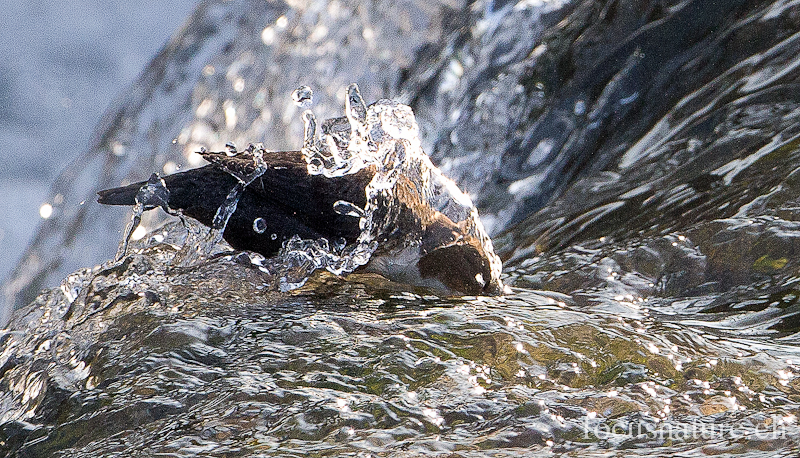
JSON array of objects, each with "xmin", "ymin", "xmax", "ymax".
[{"xmin": 2, "ymin": 248, "xmax": 799, "ymax": 456}]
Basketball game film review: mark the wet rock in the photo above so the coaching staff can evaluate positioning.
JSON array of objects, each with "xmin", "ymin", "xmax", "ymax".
[{"xmin": 599, "ymin": 362, "xmax": 648, "ymax": 387}]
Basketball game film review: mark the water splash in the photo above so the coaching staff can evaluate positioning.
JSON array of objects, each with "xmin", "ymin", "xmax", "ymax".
[
  {"xmin": 173, "ymin": 148, "xmax": 269, "ymax": 267},
  {"xmin": 116, "ymin": 173, "xmax": 171, "ymax": 261},
  {"xmin": 252, "ymin": 217, "xmax": 267, "ymax": 234},
  {"xmin": 294, "ymin": 83, "xmax": 502, "ymax": 290},
  {"xmin": 108, "ymin": 84, "xmax": 502, "ymax": 293},
  {"xmin": 250, "ymin": 84, "xmax": 502, "ymax": 290},
  {"xmin": 291, "ymin": 85, "xmax": 314, "ymax": 108}
]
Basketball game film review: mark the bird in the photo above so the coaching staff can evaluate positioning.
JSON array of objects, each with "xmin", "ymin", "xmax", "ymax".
[
  {"xmin": 97, "ymin": 87, "xmax": 503, "ymax": 296},
  {"xmin": 98, "ymin": 147, "xmax": 370, "ymax": 257}
]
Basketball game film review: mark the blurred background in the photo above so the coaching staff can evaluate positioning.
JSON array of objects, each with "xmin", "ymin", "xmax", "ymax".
[{"xmin": 0, "ymin": 0, "xmax": 198, "ymax": 281}]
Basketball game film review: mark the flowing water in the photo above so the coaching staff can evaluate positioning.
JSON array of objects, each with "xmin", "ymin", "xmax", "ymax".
[
  {"xmin": 3, "ymin": 0, "xmax": 800, "ymax": 456},
  {"xmin": 2, "ymin": 232, "xmax": 799, "ymax": 456}
]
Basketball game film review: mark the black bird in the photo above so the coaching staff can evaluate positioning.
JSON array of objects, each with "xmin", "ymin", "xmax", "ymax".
[
  {"xmin": 98, "ymin": 148, "xmax": 371, "ymax": 257},
  {"xmin": 97, "ymin": 145, "xmax": 502, "ymax": 296},
  {"xmin": 98, "ymin": 85, "xmax": 503, "ymax": 295}
]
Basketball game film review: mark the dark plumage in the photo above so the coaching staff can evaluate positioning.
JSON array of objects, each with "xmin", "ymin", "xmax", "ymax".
[{"xmin": 98, "ymin": 149, "xmax": 373, "ymax": 256}]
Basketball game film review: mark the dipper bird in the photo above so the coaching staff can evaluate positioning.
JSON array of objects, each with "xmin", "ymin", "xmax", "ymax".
[
  {"xmin": 98, "ymin": 88, "xmax": 503, "ymax": 295},
  {"xmin": 97, "ymin": 145, "xmax": 502, "ymax": 296},
  {"xmin": 99, "ymin": 147, "xmax": 370, "ymax": 256}
]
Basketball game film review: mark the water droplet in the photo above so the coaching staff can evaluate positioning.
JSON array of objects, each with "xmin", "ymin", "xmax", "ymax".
[
  {"xmin": 574, "ymin": 100, "xmax": 586, "ymax": 116},
  {"xmin": 333, "ymin": 200, "xmax": 365, "ymax": 218},
  {"xmin": 362, "ymin": 27, "xmax": 375, "ymax": 41},
  {"xmin": 233, "ymin": 77, "xmax": 245, "ymax": 92},
  {"xmin": 39, "ymin": 203, "xmax": 53, "ymax": 219},
  {"xmin": 111, "ymin": 141, "xmax": 126, "ymax": 157},
  {"xmin": 271, "ymin": 233, "xmax": 278, "ymax": 240},
  {"xmin": 292, "ymin": 85, "xmax": 314, "ymax": 108},
  {"xmin": 275, "ymin": 15, "xmax": 288, "ymax": 28},
  {"xmin": 224, "ymin": 101, "xmax": 237, "ymax": 130},
  {"xmin": 131, "ymin": 225, "xmax": 147, "ymax": 241},
  {"xmin": 225, "ymin": 142, "xmax": 238, "ymax": 156},
  {"xmin": 346, "ymin": 83, "xmax": 367, "ymax": 125},
  {"xmin": 253, "ymin": 217, "xmax": 267, "ymax": 234},
  {"xmin": 261, "ymin": 26, "xmax": 275, "ymax": 45},
  {"xmin": 333, "ymin": 237, "xmax": 347, "ymax": 251},
  {"xmin": 302, "ymin": 110, "xmax": 318, "ymax": 155},
  {"xmin": 196, "ymin": 99, "xmax": 214, "ymax": 117}
]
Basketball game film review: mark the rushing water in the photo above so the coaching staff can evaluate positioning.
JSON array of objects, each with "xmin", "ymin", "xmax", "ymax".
[
  {"xmin": 2, "ymin": 237, "xmax": 799, "ymax": 456},
  {"xmin": 3, "ymin": 0, "xmax": 800, "ymax": 456}
]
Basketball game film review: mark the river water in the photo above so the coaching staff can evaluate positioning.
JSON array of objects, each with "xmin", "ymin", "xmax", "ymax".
[{"xmin": 2, "ymin": 0, "xmax": 800, "ymax": 456}]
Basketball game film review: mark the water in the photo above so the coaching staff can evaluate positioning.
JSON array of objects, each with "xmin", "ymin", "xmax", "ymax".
[
  {"xmin": 93, "ymin": 88, "xmax": 501, "ymax": 296},
  {"xmin": 294, "ymin": 85, "xmax": 502, "ymax": 292},
  {"xmin": 0, "ymin": 0, "xmax": 197, "ymax": 283},
  {"xmin": 3, "ymin": 0, "xmax": 800, "ymax": 456},
  {"xmin": 333, "ymin": 200, "xmax": 365, "ymax": 218},
  {"xmin": 116, "ymin": 173, "xmax": 171, "ymax": 261},
  {"xmin": 253, "ymin": 217, "xmax": 268, "ymax": 234},
  {"xmin": 225, "ymin": 142, "xmax": 239, "ymax": 157},
  {"xmin": 4, "ymin": 0, "xmax": 484, "ymax": 311},
  {"xmin": 1, "ymin": 243, "xmax": 798, "ymax": 455},
  {"xmin": 291, "ymin": 85, "xmax": 314, "ymax": 108}
]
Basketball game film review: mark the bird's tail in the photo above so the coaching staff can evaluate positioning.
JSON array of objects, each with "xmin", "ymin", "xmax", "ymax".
[
  {"xmin": 97, "ymin": 166, "xmax": 237, "ymax": 227},
  {"xmin": 96, "ymin": 182, "xmax": 143, "ymax": 206}
]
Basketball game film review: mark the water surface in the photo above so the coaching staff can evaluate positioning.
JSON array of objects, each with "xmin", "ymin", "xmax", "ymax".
[{"xmin": 2, "ymin": 0, "xmax": 800, "ymax": 456}]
